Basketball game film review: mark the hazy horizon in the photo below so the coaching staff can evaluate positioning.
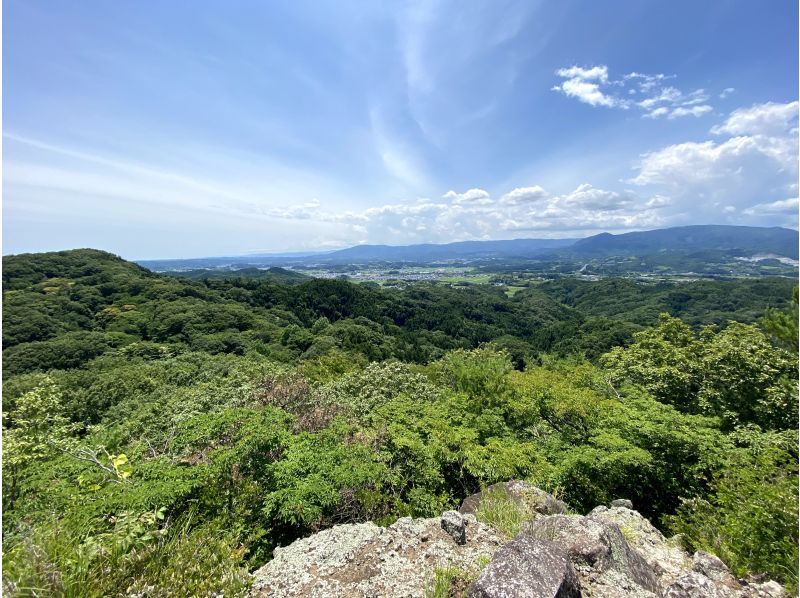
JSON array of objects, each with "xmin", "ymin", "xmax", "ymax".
[
  {"xmin": 2, "ymin": 222, "xmax": 795, "ymax": 263},
  {"xmin": 4, "ymin": 1, "xmax": 799, "ymax": 259}
]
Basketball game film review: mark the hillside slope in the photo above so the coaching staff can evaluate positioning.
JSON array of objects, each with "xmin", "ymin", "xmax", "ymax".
[{"xmin": 569, "ymin": 225, "xmax": 799, "ymax": 258}]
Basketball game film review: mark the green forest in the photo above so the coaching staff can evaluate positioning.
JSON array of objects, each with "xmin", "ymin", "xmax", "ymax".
[{"xmin": 2, "ymin": 249, "xmax": 798, "ymax": 596}]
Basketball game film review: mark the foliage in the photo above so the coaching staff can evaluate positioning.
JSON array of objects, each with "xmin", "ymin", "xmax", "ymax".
[
  {"xmin": 762, "ymin": 285, "xmax": 799, "ymax": 350},
  {"xmin": 602, "ymin": 314, "xmax": 797, "ymax": 430},
  {"xmin": 668, "ymin": 438, "xmax": 798, "ymax": 592},
  {"xmin": 2, "ymin": 249, "xmax": 797, "ymax": 591}
]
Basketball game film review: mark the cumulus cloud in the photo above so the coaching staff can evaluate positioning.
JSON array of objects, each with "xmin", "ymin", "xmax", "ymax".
[
  {"xmin": 256, "ymin": 103, "xmax": 798, "ymax": 246},
  {"xmin": 743, "ymin": 197, "xmax": 799, "ymax": 216},
  {"xmin": 628, "ymin": 101, "xmax": 798, "ymax": 226},
  {"xmin": 553, "ymin": 65, "xmax": 715, "ymax": 119},
  {"xmin": 668, "ymin": 105, "xmax": 713, "ymax": 119},
  {"xmin": 443, "ymin": 188, "xmax": 493, "ymax": 204},
  {"xmin": 268, "ymin": 198, "xmax": 322, "ymax": 220},
  {"xmin": 645, "ymin": 195, "xmax": 672, "ymax": 208},
  {"xmin": 643, "ymin": 107, "xmax": 670, "ymax": 119},
  {"xmin": 499, "ymin": 183, "xmax": 664, "ymax": 232},
  {"xmin": 556, "ymin": 65, "xmax": 609, "ymax": 82},
  {"xmin": 710, "ymin": 101, "xmax": 799, "ymax": 136},
  {"xmin": 264, "ymin": 183, "xmax": 668, "ymax": 244},
  {"xmin": 551, "ymin": 65, "xmax": 622, "ymax": 108},
  {"xmin": 630, "ymin": 103, "xmax": 798, "ymax": 187},
  {"xmin": 558, "ymin": 183, "xmax": 633, "ymax": 210},
  {"xmin": 500, "ymin": 186, "xmax": 549, "ymax": 204}
]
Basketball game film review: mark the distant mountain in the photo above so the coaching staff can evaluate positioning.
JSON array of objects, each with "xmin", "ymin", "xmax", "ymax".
[
  {"xmin": 569, "ymin": 225, "xmax": 799, "ymax": 259},
  {"xmin": 136, "ymin": 225, "xmax": 798, "ymax": 271},
  {"xmin": 311, "ymin": 238, "xmax": 577, "ymax": 263}
]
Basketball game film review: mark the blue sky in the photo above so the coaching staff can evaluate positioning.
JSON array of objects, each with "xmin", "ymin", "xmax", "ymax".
[{"xmin": 4, "ymin": 0, "xmax": 798, "ymax": 259}]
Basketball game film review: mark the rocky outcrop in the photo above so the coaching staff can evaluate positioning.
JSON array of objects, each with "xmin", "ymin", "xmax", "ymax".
[
  {"xmin": 250, "ymin": 484, "xmax": 787, "ymax": 598},
  {"xmin": 442, "ymin": 510, "xmax": 467, "ymax": 545},
  {"xmin": 460, "ymin": 480, "xmax": 568, "ymax": 519},
  {"xmin": 468, "ymin": 536, "xmax": 580, "ymax": 598},
  {"xmin": 250, "ymin": 514, "xmax": 503, "ymax": 597},
  {"xmin": 523, "ymin": 513, "xmax": 660, "ymax": 595}
]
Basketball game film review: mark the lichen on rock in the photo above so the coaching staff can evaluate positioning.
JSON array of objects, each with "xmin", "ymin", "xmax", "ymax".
[{"xmin": 249, "ymin": 485, "xmax": 787, "ymax": 598}]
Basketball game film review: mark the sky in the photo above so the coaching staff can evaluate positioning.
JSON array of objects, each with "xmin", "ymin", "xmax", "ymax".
[{"xmin": 3, "ymin": 0, "xmax": 799, "ymax": 259}]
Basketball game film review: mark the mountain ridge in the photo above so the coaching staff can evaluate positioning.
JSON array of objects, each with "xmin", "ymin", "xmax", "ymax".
[{"xmin": 290, "ymin": 224, "xmax": 799, "ymax": 264}]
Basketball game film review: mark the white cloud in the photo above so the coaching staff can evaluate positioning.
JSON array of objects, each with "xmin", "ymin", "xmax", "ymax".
[
  {"xmin": 630, "ymin": 137, "xmax": 782, "ymax": 186},
  {"xmin": 551, "ymin": 65, "xmax": 622, "ymax": 108},
  {"xmin": 260, "ymin": 182, "xmax": 669, "ymax": 244},
  {"xmin": 631, "ymin": 103, "xmax": 799, "ymax": 188},
  {"xmin": 624, "ymin": 72, "xmax": 674, "ymax": 92},
  {"xmin": 710, "ymin": 101, "xmax": 799, "ymax": 136},
  {"xmin": 443, "ymin": 188, "xmax": 493, "ymax": 204},
  {"xmin": 554, "ymin": 65, "xmax": 716, "ymax": 119},
  {"xmin": 719, "ymin": 87, "xmax": 735, "ymax": 99},
  {"xmin": 556, "ymin": 65, "xmax": 609, "ymax": 82},
  {"xmin": 743, "ymin": 197, "xmax": 799, "ymax": 216},
  {"xmin": 559, "ymin": 183, "xmax": 632, "ymax": 210},
  {"xmin": 645, "ymin": 195, "xmax": 672, "ymax": 208},
  {"xmin": 552, "ymin": 78, "xmax": 620, "ymax": 108},
  {"xmin": 627, "ymin": 101, "xmax": 798, "ymax": 227},
  {"xmin": 643, "ymin": 107, "xmax": 670, "ymax": 119},
  {"xmin": 268, "ymin": 199, "xmax": 322, "ymax": 220},
  {"xmin": 500, "ymin": 186, "xmax": 549, "ymax": 204},
  {"xmin": 668, "ymin": 105, "xmax": 712, "ymax": 119},
  {"xmin": 638, "ymin": 86, "xmax": 682, "ymax": 110}
]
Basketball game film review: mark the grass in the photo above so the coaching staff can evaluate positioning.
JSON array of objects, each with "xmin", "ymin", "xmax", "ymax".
[
  {"xmin": 474, "ymin": 487, "xmax": 531, "ymax": 539},
  {"xmin": 425, "ymin": 556, "xmax": 492, "ymax": 598}
]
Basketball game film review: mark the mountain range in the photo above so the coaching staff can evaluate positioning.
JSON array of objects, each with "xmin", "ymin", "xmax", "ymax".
[{"xmin": 137, "ymin": 225, "xmax": 799, "ymax": 271}]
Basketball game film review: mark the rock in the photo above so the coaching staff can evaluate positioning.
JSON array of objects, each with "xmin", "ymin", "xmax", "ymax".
[
  {"xmin": 692, "ymin": 551, "xmax": 738, "ymax": 588},
  {"xmin": 460, "ymin": 480, "xmax": 569, "ymax": 519},
  {"xmin": 523, "ymin": 514, "xmax": 659, "ymax": 594},
  {"xmin": 441, "ymin": 510, "xmax": 467, "ymax": 545},
  {"xmin": 249, "ymin": 484, "xmax": 787, "ymax": 598},
  {"xmin": 610, "ymin": 499, "xmax": 633, "ymax": 509},
  {"xmin": 664, "ymin": 571, "xmax": 739, "ymax": 597},
  {"xmin": 744, "ymin": 579, "xmax": 787, "ymax": 597},
  {"xmin": 588, "ymin": 505, "xmax": 693, "ymax": 589},
  {"xmin": 250, "ymin": 515, "xmax": 503, "ymax": 597},
  {"xmin": 467, "ymin": 536, "xmax": 581, "ymax": 598}
]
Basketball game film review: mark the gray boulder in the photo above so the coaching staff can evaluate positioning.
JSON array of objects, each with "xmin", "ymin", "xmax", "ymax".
[
  {"xmin": 588, "ymin": 504, "xmax": 693, "ymax": 589},
  {"xmin": 523, "ymin": 514, "xmax": 659, "ymax": 594},
  {"xmin": 664, "ymin": 571, "xmax": 739, "ymax": 597},
  {"xmin": 460, "ymin": 480, "xmax": 569, "ymax": 519},
  {"xmin": 441, "ymin": 510, "xmax": 467, "ymax": 545},
  {"xmin": 610, "ymin": 499, "xmax": 633, "ymax": 509},
  {"xmin": 250, "ymin": 515, "xmax": 503, "ymax": 597},
  {"xmin": 692, "ymin": 551, "xmax": 739, "ymax": 588},
  {"xmin": 467, "ymin": 536, "xmax": 581, "ymax": 598},
  {"xmin": 743, "ymin": 579, "xmax": 787, "ymax": 597}
]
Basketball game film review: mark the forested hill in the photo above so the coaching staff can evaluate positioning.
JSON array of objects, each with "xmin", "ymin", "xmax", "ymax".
[
  {"xmin": 568, "ymin": 225, "xmax": 799, "ymax": 258},
  {"xmin": 2, "ymin": 248, "xmax": 798, "ymax": 595},
  {"xmin": 3, "ymin": 249, "xmax": 796, "ymax": 376}
]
